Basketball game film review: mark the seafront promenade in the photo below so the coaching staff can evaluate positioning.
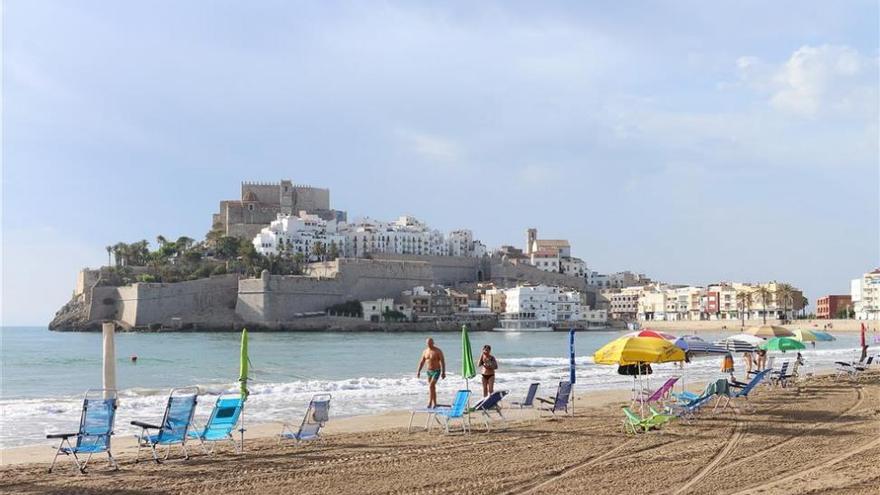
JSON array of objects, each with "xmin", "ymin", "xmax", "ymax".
[{"xmin": 2, "ymin": 372, "xmax": 877, "ymax": 494}]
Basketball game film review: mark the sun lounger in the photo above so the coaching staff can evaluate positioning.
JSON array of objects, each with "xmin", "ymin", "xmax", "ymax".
[
  {"xmin": 670, "ymin": 383, "xmax": 715, "ymax": 420},
  {"xmin": 47, "ymin": 389, "xmax": 119, "ymax": 474},
  {"xmin": 536, "ymin": 381, "xmax": 572, "ymax": 417},
  {"xmin": 770, "ymin": 362, "xmax": 790, "ymax": 387},
  {"xmin": 621, "ymin": 406, "xmax": 673, "ymax": 434},
  {"xmin": 187, "ymin": 394, "xmax": 244, "ymax": 454},
  {"xmin": 640, "ymin": 377, "xmax": 679, "ymax": 405},
  {"xmin": 510, "ymin": 383, "xmax": 539, "ymax": 410},
  {"xmin": 132, "ymin": 387, "xmax": 199, "ymax": 463},
  {"xmin": 433, "ymin": 389, "xmax": 471, "ymax": 434},
  {"xmin": 470, "ymin": 390, "xmax": 508, "ymax": 431},
  {"xmin": 280, "ymin": 394, "xmax": 331, "ymax": 442},
  {"xmin": 719, "ymin": 369, "xmax": 770, "ymax": 412}
]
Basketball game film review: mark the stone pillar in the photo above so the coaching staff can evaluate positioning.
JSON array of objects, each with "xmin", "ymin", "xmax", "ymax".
[{"xmin": 102, "ymin": 321, "xmax": 117, "ymax": 398}]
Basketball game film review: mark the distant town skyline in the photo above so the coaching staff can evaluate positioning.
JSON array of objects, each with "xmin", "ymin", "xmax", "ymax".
[{"xmin": 3, "ymin": 1, "xmax": 878, "ymax": 324}]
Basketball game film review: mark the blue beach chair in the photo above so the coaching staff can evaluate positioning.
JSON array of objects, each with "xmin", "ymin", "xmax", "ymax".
[
  {"xmin": 433, "ymin": 389, "xmax": 471, "ymax": 434},
  {"xmin": 470, "ymin": 390, "xmax": 508, "ymax": 431},
  {"xmin": 132, "ymin": 387, "xmax": 199, "ymax": 463},
  {"xmin": 536, "ymin": 381, "xmax": 572, "ymax": 417},
  {"xmin": 47, "ymin": 389, "xmax": 119, "ymax": 473},
  {"xmin": 280, "ymin": 394, "xmax": 331, "ymax": 442},
  {"xmin": 718, "ymin": 370, "xmax": 770, "ymax": 412},
  {"xmin": 188, "ymin": 394, "xmax": 244, "ymax": 454}
]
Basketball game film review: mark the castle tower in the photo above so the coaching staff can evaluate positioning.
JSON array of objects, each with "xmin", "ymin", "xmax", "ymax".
[
  {"xmin": 526, "ymin": 228, "xmax": 537, "ymax": 255},
  {"xmin": 279, "ymin": 180, "xmax": 294, "ymax": 215}
]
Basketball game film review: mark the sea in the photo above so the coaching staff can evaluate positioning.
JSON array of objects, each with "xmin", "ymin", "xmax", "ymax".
[{"xmin": 0, "ymin": 326, "xmax": 866, "ymax": 448}]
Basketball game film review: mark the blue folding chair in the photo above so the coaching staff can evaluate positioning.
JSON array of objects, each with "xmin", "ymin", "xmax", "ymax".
[
  {"xmin": 280, "ymin": 394, "xmax": 331, "ymax": 442},
  {"xmin": 471, "ymin": 390, "xmax": 508, "ymax": 431},
  {"xmin": 132, "ymin": 387, "xmax": 199, "ymax": 462},
  {"xmin": 47, "ymin": 389, "xmax": 118, "ymax": 473},
  {"xmin": 536, "ymin": 381, "xmax": 572, "ymax": 417},
  {"xmin": 433, "ymin": 389, "xmax": 471, "ymax": 434},
  {"xmin": 718, "ymin": 369, "xmax": 770, "ymax": 412},
  {"xmin": 188, "ymin": 394, "xmax": 244, "ymax": 454}
]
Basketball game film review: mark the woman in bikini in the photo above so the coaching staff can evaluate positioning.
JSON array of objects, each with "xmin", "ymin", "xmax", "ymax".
[{"xmin": 478, "ymin": 345, "xmax": 498, "ymax": 397}]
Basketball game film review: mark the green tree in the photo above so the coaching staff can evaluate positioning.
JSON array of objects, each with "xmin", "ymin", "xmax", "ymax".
[
  {"xmin": 216, "ymin": 236, "xmax": 241, "ymax": 260},
  {"xmin": 175, "ymin": 236, "xmax": 195, "ymax": 252},
  {"xmin": 328, "ymin": 241, "xmax": 339, "ymax": 261},
  {"xmin": 312, "ymin": 241, "xmax": 326, "ymax": 262},
  {"xmin": 736, "ymin": 290, "xmax": 752, "ymax": 327},
  {"xmin": 106, "ymin": 245, "xmax": 112, "ymax": 267},
  {"xmin": 753, "ymin": 286, "xmax": 773, "ymax": 324},
  {"xmin": 776, "ymin": 283, "xmax": 794, "ymax": 321}
]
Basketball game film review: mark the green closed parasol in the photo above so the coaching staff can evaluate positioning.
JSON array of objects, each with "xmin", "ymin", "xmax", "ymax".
[
  {"xmin": 461, "ymin": 324, "xmax": 476, "ymax": 381},
  {"xmin": 239, "ymin": 328, "xmax": 250, "ymax": 450}
]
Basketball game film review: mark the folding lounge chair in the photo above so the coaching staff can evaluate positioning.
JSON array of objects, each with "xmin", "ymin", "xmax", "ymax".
[
  {"xmin": 621, "ymin": 406, "xmax": 673, "ymax": 434},
  {"xmin": 47, "ymin": 389, "xmax": 119, "ymax": 474},
  {"xmin": 851, "ymin": 356, "xmax": 874, "ymax": 381},
  {"xmin": 770, "ymin": 362, "xmax": 790, "ymax": 387},
  {"xmin": 640, "ymin": 377, "xmax": 679, "ymax": 405},
  {"xmin": 670, "ymin": 383, "xmax": 715, "ymax": 420},
  {"xmin": 187, "ymin": 394, "xmax": 244, "ymax": 454},
  {"xmin": 433, "ymin": 389, "xmax": 471, "ymax": 434},
  {"xmin": 719, "ymin": 370, "xmax": 770, "ymax": 412},
  {"xmin": 280, "ymin": 394, "xmax": 331, "ymax": 442},
  {"xmin": 132, "ymin": 387, "xmax": 199, "ymax": 463},
  {"xmin": 470, "ymin": 390, "xmax": 508, "ymax": 431},
  {"xmin": 511, "ymin": 383, "xmax": 539, "ymax": 410},
  {"xmin": 536, "ymin": 381, "xmax": 572, "ymax": 417}
]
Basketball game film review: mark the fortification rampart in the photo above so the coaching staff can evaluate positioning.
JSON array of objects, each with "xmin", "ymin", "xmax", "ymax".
[
  {"xmin": 369, "ymin": 253, "xmax": 488, "ymax": 285},
  {"xmin": 237, "ymin": 258, "xmax": 433, "ymax": 323}
]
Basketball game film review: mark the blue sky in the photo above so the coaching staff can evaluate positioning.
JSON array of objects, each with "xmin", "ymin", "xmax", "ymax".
[{"xmin": 2, "ymin": 1, "xmax": 878, "ymax": 325}]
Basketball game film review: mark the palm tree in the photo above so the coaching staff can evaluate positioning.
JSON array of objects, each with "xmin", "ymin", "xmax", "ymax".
[
  {"xmin": 753, "ymin": 286, "xmax": 773, "ymax": 324},
  {"xmin": 776, "ymin": 283, "xmax": 794, "ymax": 322},
  {"xmin": 106, "ymin": 245, "xmax": 113, "ymax": 267},
  {"xmin": 175, "ymin": 236, "xmax": 195, "ymax": 252},
  {"xmin": 156, "ymin": 235, "xmax": 168, "ymax": 246},
  {"xmin": 736, "ymin": 291, "xmax": 752, "ymax": 327}
]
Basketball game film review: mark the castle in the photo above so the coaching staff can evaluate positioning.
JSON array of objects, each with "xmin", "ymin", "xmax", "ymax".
[{"xmin": 212, "ymin": 180, "xmax": 347, "ymax": 240}]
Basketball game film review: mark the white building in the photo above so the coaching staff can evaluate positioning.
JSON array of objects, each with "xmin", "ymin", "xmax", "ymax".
[
  {"xmin": 252, "ymin": 212, "xmax": 347, "ymax": 259},
  {"xmin": 852, "ymin": 269, "xmax": 880, "ymax": 320},
  {"xmin": 503, "ymin": 285, "xmax": 560, "ymax": 322},
  {"xmin": 557, "ymin": 290, "xmax": 583, "ymax": 322},
  {"xmin": 360, "ymin": 298, "xmax": 412, "ymax": 322},
  {"xmin": 254, "ymin": 213, "xmax": 486, "ymax": 259}
]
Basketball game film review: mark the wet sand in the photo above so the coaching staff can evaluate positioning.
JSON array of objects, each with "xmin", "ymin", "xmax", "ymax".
[{"xmin": 2, "ymin": 373, "xmax": 878, "ymax": 494}]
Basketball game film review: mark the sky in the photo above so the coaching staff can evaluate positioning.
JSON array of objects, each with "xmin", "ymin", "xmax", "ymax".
[{"xmin": 2, "ymin": 1, "xmax": 879, "ymax": 325}]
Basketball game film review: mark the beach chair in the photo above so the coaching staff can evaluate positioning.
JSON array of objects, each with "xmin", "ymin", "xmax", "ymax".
[
  {"xmin": 511, "ymin": 383, "xmax": 539, "ymax": 410},
  {"xmin": 851, "ymin": 356, "xmax": 874, "ymax": 381},
  {"xmin": 640, "ymin": 377, "xmax": 679, "ymax": 405},
  {"xmin": 470, "ymin": 390, "xmax": 508, "ymax": 431},
  {"xmin": 187, "ymin": 394, "xmax": 244, "ymax": 454},
  {"xmin": 670, "ymin": 383, "xmax": 715, "ymax": 420},
  {"xmin": 719, "ymin": 370, "xmax": 770, "ymax": 412},
  {"xmin": 428, "ymin": 389, "xmax": 471, "ymax": 434},
  {"xmin": 621, "ymin": 406, "xmax": 673, "ymax": 434},
  {"xmin": 47, "ymin": 389, "xmax": 119, "ymax": 474},
  {"xmin": 132, "ymin": 387, "xmax": 199, "ymax": 463},
  {"xmin": 770, "ymin": 362, "xmax": 790, "ymax": 387},
  {"xmin": 536, "ymin": 381, "xmax": 572, "ymax": 417},
  {"xmin": 280, "ymin": 394, "xmax": 331, "ymax": 442}
]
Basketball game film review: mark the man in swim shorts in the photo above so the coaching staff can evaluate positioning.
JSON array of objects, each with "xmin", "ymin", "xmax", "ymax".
[{"xmin": 416, "ymin": 337, "xmax": 446, "ymax": 408}]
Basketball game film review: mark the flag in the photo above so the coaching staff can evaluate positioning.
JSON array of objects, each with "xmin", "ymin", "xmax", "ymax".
[{"xmin": 569, "ymin": 328, "xmax": 576, "ymax": 384}]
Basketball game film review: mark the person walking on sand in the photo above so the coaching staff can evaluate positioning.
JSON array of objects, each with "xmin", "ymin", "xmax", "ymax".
[
  {"xmin": 743, "ymin": 351, "xmax": 754, "ymax": 377},
  {"xmin": 416, "ymin": 338, "xmax": 446, "ymax": 408},
  {"xmin": 721, "ymin": 352, "xmax": 735, "ymax": 379},
  {"xmin": 478, "ymin": 345, "xmax": 498, "ymax": 397}
]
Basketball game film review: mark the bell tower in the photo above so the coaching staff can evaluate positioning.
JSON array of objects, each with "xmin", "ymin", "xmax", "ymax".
[{"xmin": 526, "ymin": 228, "xmax": 537, "ymax": 255}]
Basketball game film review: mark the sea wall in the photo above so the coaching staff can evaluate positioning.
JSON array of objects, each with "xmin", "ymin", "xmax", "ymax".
[
  {"xmin": 237, "ymin": 258, "xmax": 434, "ymax": 324},
  {"xmin": 369, "ymin": 253, "xmax": 488, "ymax": 285}
]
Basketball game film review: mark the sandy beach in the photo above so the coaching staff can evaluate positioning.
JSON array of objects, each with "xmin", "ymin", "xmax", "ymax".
[
  {"xmin": 639, "ymin": 319, "xmax": 876, "ymax": 334},
  {"xmin": 2, "ymin": 372, "xmax": 878, "ymax": 495}
]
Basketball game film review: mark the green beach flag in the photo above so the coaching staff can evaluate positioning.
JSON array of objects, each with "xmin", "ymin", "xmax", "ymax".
[{"xmin": 461, "ymin": 324, "xmax": 476, "ymax": 381}]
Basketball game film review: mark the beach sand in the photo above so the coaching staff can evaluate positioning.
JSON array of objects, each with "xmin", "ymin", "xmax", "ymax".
[
  {"xmin": 2, "ymin": 373, "xmax": 878, "ymax": 494},
  {"xmin": 639, "ymin": 319, "xmax": 875, "ymax": 333}
]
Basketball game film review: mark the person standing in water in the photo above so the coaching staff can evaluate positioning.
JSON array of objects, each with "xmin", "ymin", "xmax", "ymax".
[
  {"xmin": 416, "ymin": 338, "xmax": 446, "ymax": 408},
  {"xmin": 478, "ymin": 345, "xmax": 498, "ymax": 397}
]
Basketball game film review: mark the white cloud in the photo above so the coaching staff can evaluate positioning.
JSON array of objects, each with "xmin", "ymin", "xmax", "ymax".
[
  {"xmin": 395, "ymin": 129, "xmax": 463, "ymax": 163},
  {"xmin": 737, "ymin": 44, "xmax": 878, "ymax": 117}
]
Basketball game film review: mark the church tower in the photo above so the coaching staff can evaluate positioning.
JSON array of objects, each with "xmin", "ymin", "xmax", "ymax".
[{"xmin": 526, "ymin": 228, "xmax": 537, "ymax": 255}]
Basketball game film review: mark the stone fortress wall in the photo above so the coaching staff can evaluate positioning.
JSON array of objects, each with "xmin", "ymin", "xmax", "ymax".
[{"xmin": 55, "ymin": 255, "xmax": 594, "ymax": 331}]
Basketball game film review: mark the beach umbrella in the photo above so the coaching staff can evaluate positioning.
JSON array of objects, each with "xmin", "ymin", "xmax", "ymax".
[
  {"xmin": 594, "ymin": 336, "xmax": 686, "ymax": 365},
  {"xmin": 715, "ymin": 335, "xmax": 759, "ymax": 353},
  {"xmin": 569, "ymin": 328, "xmax": 576, "ymax": 414},
  {"xmin": 679, "ymin": 335, "xmax": 727, "ymax": 356},
  {"xmin": 760, "ymin": 337, "xmax": 806, "ymax": 353},
  {"xmin": 624, "ymin": 329, "xmax": 678, "ymax": 341},
  {"xmin": 461, "ymin": 324, "xmax": 476, "ymax": 384},
  {"xmin": 239, "ymin": 328, "xmax": 250, "ymax": 450},
  {"xmin": 810, "ymin": 330, "xmax": 836, "ymax": 342},
  {"xmin": 745, "ymin": 325, "xmax": 794, "ymax": 338}
]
